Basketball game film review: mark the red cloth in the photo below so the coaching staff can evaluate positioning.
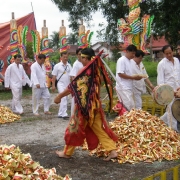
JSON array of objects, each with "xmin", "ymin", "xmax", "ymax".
[
  {"xmin": 64, "ymin": 107, "xmax": 118, "ymax": 150},
  {"xmin": 0, "ymin": 12, "xmax": 36, "ymax": 75},
  {"xmin": 112, "ymin": 100, "xmax": 128, "ymax": 116}
]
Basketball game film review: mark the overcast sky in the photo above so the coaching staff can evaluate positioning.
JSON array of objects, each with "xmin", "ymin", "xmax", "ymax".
[{"xmin": 0, "ymin": 0, "xmax": 107, "ymax": 44}]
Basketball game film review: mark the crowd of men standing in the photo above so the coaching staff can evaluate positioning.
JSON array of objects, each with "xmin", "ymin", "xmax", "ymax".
[
  {"xmin": 2, "ymin": 42, "xmax": 180, "ymax": 132},
  {"xmin": 3, "ymin": 49, "xmax": 82, "ymax": 120},
  {"xmin": 116, "ymin": 42, "xmax": 180, "ymax": 132}
]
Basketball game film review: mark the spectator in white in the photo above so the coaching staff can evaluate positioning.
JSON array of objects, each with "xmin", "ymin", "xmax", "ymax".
[
  {"xmin": 69, "ymin": 48, "xmax": 83, "ymax": 116},
  {"xmin": 131, "ymin": 50, "xmax": 154, "ymax": 109},
  {"xmin": 5, "ymin": 54, "xmax": 31, "ymax": 114},
  {"xmin": 157, "ymin": 45, "xmax": 180, "ymax": 131},
  {"xmin": 51, "ymin": 51, "xmax": 72, "ymax": 119},
  {"xmin": 115, "ymin": 44, "xmax": 143, "ymax": 111},
  {"xmin": 31, "ymin": 54, "xmax": 51, "ymax": 116}
]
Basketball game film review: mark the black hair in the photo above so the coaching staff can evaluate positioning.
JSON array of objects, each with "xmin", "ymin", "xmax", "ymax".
[
  {"xmin": 162, "ymin": 45, "xmax": 173, "ymax": 53},
  {"xmin": 76, "ymin": 48, "xmax": 82, "ymax": 55},
  {"xmin": 14, "ymin": 54, "xmax": 22, "ymax": 59},
  {"xmin": 135, "ymin": 50, "xmax": 145, "ymax": 58},
  {"xmin": 61, "ymin": 51, "xmax": 68, "ymax": 56},
  {"xmin": 177, "ymin": 40, "xmax": 180, "ymax": 46},
  {"xmin": 81, "ymin": 48, "xmax": 95, "ymax": 60},
  {"xmin": 126, "ymin": 44, "xmax": 137, "ymax": 52},
  {"xmin": 38, "ymin": 54, "xmax": 46, "ymax": 59}
]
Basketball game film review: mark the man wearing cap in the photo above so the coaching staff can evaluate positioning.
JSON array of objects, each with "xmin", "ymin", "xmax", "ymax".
[{"xmin": 5, "ymin": 54, "xmax": 31, "ymax": 114}]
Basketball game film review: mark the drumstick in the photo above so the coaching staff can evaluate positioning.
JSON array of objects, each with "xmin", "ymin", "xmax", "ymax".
[{"xmin": 145, "ymin": 83, "xmax": 153, "ymax": 95}]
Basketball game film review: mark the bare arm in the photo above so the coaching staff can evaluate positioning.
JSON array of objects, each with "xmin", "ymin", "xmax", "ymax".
[
  {"xmin": 54, "ymin": 88, "xmax": 71, "ymax": 104},
  {"xmin": 51, "ymin": 75, "xmax": 57, "ymax": 91},
  {"xmin": 145, "ymin": 78, "xmax": 154, "ymax": 90},
  {"xmin": 118, "ymin": 73, "xmax": 143, "ymax": 80}
]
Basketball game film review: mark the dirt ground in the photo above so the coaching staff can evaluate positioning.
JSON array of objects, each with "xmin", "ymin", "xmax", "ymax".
[{"xmin": 0, "ymin": 93, "xmax": 180, "ymax": 180}]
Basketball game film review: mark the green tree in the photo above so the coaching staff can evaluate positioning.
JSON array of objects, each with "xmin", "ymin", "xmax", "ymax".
[
  {"xmin": 147, "ymin": 0, "xmax": 180, "ymax": 46},
  {"xmin": 49, "ymin": 31, "xmax": 59, "ymax": 50},
  {"xmin": 50, "ymin": 0, "xmax": 157, "ymax": 44},
  {"xmin": 50, "ymin": 0, "xmax": 180, "ymax": 46},
  {"xmin": 26, "ymin": 41, "xmax": 33, "ymax": 60},
  {"xmin": 67, "ymin": 32, "xmax": 78, "ymax": 45}
]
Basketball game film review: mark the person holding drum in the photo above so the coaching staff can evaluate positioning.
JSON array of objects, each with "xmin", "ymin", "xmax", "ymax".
[
  {"xmin": 115, "ymin": 45, "xmax": 143, "ymax": 111},
  {"xmin": 157, "ymin": 45, "xmax": 180, "ymax": 132},
  {"xmin": 131, "ymin": 50, "xmax": 154, "ymax": 109}
]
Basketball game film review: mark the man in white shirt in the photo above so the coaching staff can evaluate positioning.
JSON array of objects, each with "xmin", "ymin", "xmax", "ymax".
[
  {"xmin": 70, "ymin": 48, "xmax": 83, "ymax": 116},
  {"xmin": 131, "ymin": 50, "xmax": 154, "ymax": 109},
  {"xmin": 157, "ymin": 45, "xmax": 180, "ymax": 131},
  {"xmin": 31, "ymin": 54, "xmax": 51, "ymax": 116},
  {"xmin": 116, "ymin": 45, "xmax": 143, "ymax": 111},
  {"xmin": 52, "ymin": 52, "xmax": 72, "ymax": 119},
  {"xmin": 5, "ymin": 54, "xmax": 31, "ymax": 114}
]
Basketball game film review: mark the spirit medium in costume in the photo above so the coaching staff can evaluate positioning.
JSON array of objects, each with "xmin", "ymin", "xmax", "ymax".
[
  {"xmin": 4, "ymin": 54, "xmax": 31, "ymax": 114},
  {"xmin": 54, "ymin": 48, "xmax": 118, "ymax": 161},
  {"xmin": 30, "ymin": 54, "xmax": 51, "ymax": 116},
  {"xmin": 157, "ymin": 45, "xmax": 180, "ymax": 131}
]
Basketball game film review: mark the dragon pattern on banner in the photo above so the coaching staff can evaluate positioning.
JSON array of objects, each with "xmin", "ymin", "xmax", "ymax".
[{"xmin": 118, "ymin": 0, "xmax": 154, "ymax": 53}]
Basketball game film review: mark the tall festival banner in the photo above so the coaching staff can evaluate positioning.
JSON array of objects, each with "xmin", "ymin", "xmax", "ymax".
[
  {"xmin": 41, "ymin": 20, "xmax": 52, "ymax": 88},
  {"xmin": 8, "ymin": 12, "xmax": 19, "ymax": 64},
  {"xmin": 78, "ymin": 19, "xmax": 93, "ymax": 49},
  {"xmin": 118, "ymin": 0, "xmax": 154, "ymax": 53},
  {"xmin": 59, "ymin": 20, "xmax": 69, "ymax": 53},
  {"xmin": 31, "ymin": 20, "xmax": 52, "ymax": 88},
  {"xmin": 8, "ymin": 13, "xmax": 29, "ymax": 64}
]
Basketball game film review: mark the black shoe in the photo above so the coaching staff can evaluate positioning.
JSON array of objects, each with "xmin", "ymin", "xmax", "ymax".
[
  {"xmin": 58, "ymin": 116, "xmax": 62, "ymax": 118},
  {"xmin": 63, "ymin": 116, "xmax": 69, "ymax": 120}
]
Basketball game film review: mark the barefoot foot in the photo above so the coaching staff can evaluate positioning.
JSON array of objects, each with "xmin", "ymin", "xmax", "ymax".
[
  {"xmin": 44, "ymin": 111, "xmax": 52, "ymax": 115},
  {"xmin": 103, "ymin": 150, "xmax": 117, "ymax": 161},
  {"xmin": 55, "ymin": 150, "xmax": 71, "ymax": 158}
]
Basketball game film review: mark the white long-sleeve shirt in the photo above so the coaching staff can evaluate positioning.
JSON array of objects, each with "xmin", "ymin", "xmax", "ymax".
[
  {"xmin": 31, "ymin": 62, "xmax": 47, "ymax": 88},
  {"xmin": 5, "ymin": 62, "xmax": 31, "ymax": 88},
  {"xmin": 157, "ymin": 57, "xmax": 180, "ymax": 91},
  {"xmin": 116, "ymin": 56, "xmax": 133, "ymax": 90},
  {"xmin": 70, "ymin": 60, "xmax": 83, "ymax": 77},
  {"xmin": 131, "ymin": 60, "xmax": 148, "ymax": 93}
]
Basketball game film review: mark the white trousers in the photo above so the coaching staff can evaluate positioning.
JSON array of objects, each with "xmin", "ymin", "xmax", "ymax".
[
  {"xmin": 57, "ymin": 84, "xmax": 68, "ymax": 117},
  {"xmin": 116, "ymin": 87, "xmax": 135, "ymax": 111},
  {"xmin": 32, "ymin": 87, "xmax": 51, "ymax": 114},
  {"xmin": 11, "ymin": 86, "xmax": 23, "ymax": 114},
  {"xmin": 133, "ymin": 88, "xmax": 142, "ymax": 109},
  {"xmin": 160, "ymin": 99, "xmax": 178, "ymax": 132}
]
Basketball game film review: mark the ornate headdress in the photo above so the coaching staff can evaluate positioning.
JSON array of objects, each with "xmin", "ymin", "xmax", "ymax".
[
  {"xmin": 78, "ymin": 20, "xmax": 93, "ymax": 49},
  {"xmin": 59, "ymin": 20, "xmax": 69, "ymax": 53}
]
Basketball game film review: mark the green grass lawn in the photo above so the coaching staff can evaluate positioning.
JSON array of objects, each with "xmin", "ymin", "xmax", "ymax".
[{"xmin": 0, "ymin": 88, "xmax": 32, "ymax": 100}]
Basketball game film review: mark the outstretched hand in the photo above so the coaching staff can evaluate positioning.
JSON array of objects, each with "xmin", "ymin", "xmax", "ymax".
[{"xmin": 54, "ymin": 94, "xmax": 61, "ymax": 104}]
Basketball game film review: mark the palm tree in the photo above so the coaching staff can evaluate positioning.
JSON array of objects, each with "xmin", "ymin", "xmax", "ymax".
[
  {"xmin": 67, "ymin": 32, "xmax": 78, "ymax": 45},
  {"xmin": 49, "ymin": 31, "xmax": 59, "ymax": 50}
]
